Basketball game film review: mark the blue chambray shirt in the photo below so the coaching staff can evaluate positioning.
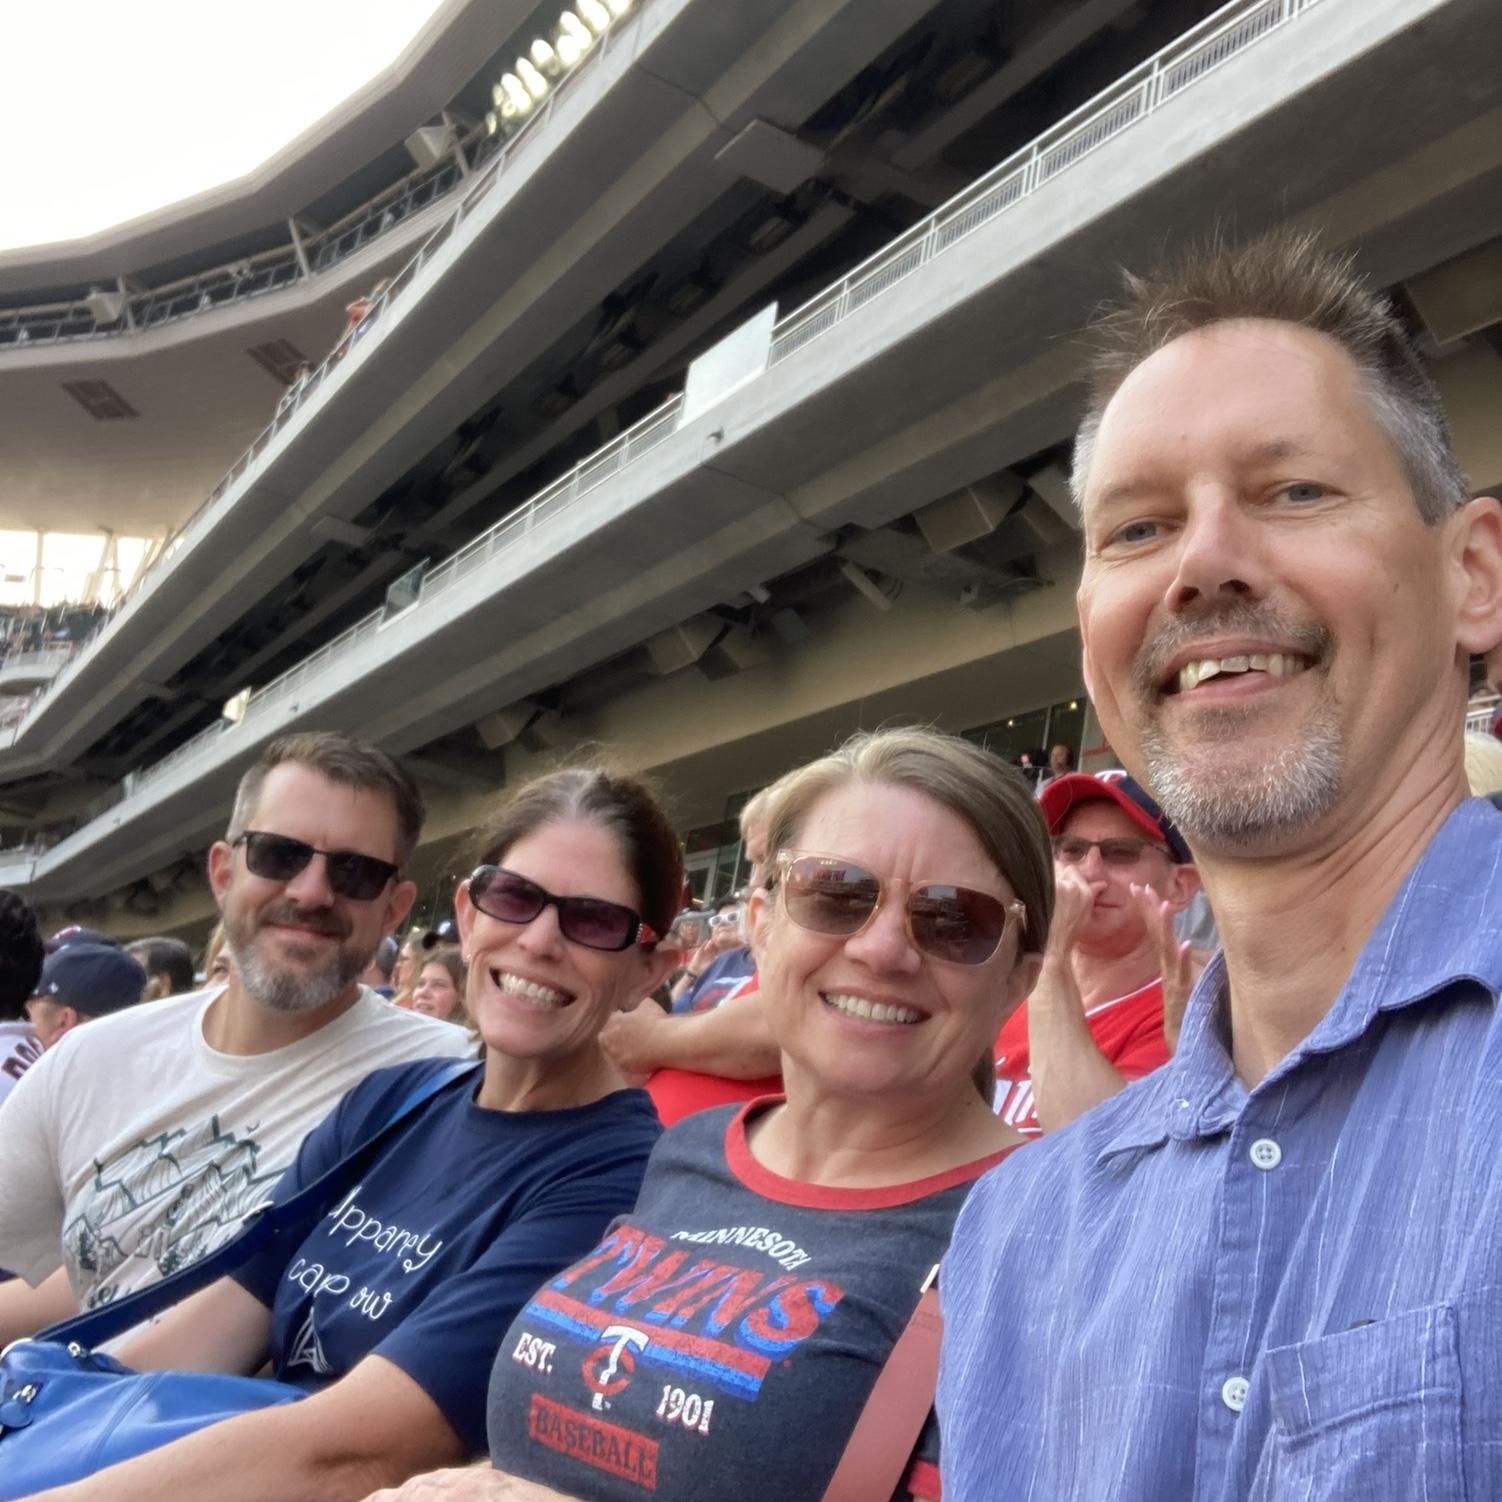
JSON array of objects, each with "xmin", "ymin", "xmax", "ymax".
[{"xmin": 938, "ymin": 797, "xmax": 1502, "ymax": 1502}]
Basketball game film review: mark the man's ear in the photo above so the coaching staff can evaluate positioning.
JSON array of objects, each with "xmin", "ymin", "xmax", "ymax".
[
  {"xmin": 55, "ymin": 1006, "xmax": 85, "ymax": 1039},
  {"xmin": 1165, "ymin": 863, "xmax": 1202, "ymax": 916},
  {"xmin": 1451, "ymin": 496, "xmax": 1502, "ymax": 657},
  {"xmin": 207, "ymin": 840, "xmax": 235, "ymax": 906},
  {"xmin": 384, "ymin": 878, "xmax": 418, "ymax": 939}
]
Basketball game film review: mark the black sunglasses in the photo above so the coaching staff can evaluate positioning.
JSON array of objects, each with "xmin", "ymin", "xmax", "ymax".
[
  {"xmin": 234, "ymin": 832, "xmax": 399, "ymax": 902},
  {"xmin": 772, "ymin": 851, "xmax": 1027, "ymax": 966},
  {"xmin": 467, "ymin": 865, "xmax": 660, "ymax": 952},
  {"xmin": 1051, "ymin": 834, "xmax": 1169, "ymax": 868}
]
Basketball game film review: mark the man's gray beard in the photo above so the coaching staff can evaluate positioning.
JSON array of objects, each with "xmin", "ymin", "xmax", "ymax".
[
  {"xmin": 229, "ymin": 932, "xmax": 364, "ymax": 1014},
  {"xmin": 1138, "ymin": 701, "xmax": 1344, "ymax": 853}
]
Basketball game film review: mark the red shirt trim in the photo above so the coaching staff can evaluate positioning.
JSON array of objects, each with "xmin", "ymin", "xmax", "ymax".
[
  {"xmin": 907, "ymin": 1457, "xmax": 942, "ymax": 1500},
  {"xmin": 724, "ymin": 1097, "xmax": 1023, "ymax": 1210}
]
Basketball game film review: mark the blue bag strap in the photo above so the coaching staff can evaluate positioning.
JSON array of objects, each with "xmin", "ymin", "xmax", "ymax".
[{"xmin": 40, "ymin": 1058, "xmax": 480, "ymax": 1350}]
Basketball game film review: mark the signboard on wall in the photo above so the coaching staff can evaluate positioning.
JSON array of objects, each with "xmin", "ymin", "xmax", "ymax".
[{"xmin": 680, "ymin": 303, "xmax": 777, "ymax": 428}]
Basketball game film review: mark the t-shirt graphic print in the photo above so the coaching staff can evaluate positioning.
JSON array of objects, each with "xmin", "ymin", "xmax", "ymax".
[{"xmin": 487, "ymin": 1100, "xmax": 1018, "ymax": 1501}]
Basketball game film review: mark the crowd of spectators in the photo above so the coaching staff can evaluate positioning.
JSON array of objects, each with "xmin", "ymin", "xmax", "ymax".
[
  {"xmin": 0, "ymin": 602, "xmax": 106, "ymax": 662},
  {"xmin": 0, "ymin": 231, "xmax": 1499, "ymax": 1502}
]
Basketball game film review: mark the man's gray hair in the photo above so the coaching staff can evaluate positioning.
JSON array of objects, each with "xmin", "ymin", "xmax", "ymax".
[{"xmin": 1069, "ymin": 228, "xmax": 1470, "ymax": 523}]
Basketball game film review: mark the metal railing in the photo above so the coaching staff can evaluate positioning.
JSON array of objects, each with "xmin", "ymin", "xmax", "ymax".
[
  {"xmin": 1466, "ymin": 697, "xmax": 1499, "ymax": 736},
  {"xmin": 5, "ymin": 0, "xmax": 1328, "ymax": 825},
  {"xmin": 3, "ymin": 3, "xmax": 648, "ymax": 744},
  {"xmin": 120, "ymin": 389, "xmax": 684, "ymax": 801},
  {"xmin": 0, "ymin": 644, "xmax": 75, "ymax": 679},
  {"xmin": 0, "ymin": 131, "xmax": 482, "ymax": 352},
  {"xmin": 770, "ymin": 0, "xmax": 1324, "ymax": 365}
]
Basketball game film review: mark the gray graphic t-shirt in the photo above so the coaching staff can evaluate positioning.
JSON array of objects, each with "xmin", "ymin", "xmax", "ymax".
[
  {"xmin": 487, "ymin": 1101, "xmax": 1018, "ymax": 1500},
  {"xmin": 0, "ymin": 986, "xmax": 469, "ymax": 1307}
]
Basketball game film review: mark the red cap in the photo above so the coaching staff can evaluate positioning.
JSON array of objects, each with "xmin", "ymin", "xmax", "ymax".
[{"xmin": 1038, "ymin": 772, "xmax": 1191, "ymax": 862}]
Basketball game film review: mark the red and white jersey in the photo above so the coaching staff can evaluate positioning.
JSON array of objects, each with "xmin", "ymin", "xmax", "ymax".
[{"xmin": 994, "ymin": 978, "xmax": 1170, "ymax": 1135}]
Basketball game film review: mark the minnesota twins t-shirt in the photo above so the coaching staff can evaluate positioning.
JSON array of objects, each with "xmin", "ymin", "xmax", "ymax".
[
  {"xmin": 234, "ymin": 1058, "xmax": 661, "ymax": 1453},
  {"xmin": 487, "ymin": 1099, "xmax": 1018, "ymax": 1500}
]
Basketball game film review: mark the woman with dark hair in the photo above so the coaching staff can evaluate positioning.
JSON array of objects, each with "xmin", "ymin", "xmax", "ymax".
[
  {"xmin": 31, "ymin": 767, "xmax": 683, "ymax": 1502},
  {"xmin": 371, "ymin": 726, "xmax": 1053, "ymax": 1502}
]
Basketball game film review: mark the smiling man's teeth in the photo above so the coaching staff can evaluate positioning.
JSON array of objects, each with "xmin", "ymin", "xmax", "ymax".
[
  {"xmin": 822, "ymin": 993, "xmax": 923, "ymax": 1025},
  {"xmin": 493, "ymin": 970, "xmax": 571, "ymax": 1008},
  {"xmin": 1176, "ymin": 653, "xmax": 1306, "ymax": 692}
]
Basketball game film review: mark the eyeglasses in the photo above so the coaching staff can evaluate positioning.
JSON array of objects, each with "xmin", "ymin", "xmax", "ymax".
[
  {"xmin": 1050, "ymin": 835, "xmax": 1169, "ymax": 868},
  {"xmin": 466, "ymin": 866, "xmax": 660, "ymax": 952},
  {"xmin": 771, "ymin": 851, "xmax": 1027, "ymax": 967},
  {"xmin": 233, "ymin": 832, "xmax": 399, "ymax": 901}
]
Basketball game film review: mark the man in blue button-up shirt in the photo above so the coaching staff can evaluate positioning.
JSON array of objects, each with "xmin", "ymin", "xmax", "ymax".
[{"xmin": 939, "ymin": 230, "xmax": 1502, "ymax": 1500}]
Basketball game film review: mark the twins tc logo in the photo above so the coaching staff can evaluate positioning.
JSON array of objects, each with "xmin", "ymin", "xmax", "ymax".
[{"xmin": 583, "ymin": 1324, "xmax": 649, "ymax": 1411}]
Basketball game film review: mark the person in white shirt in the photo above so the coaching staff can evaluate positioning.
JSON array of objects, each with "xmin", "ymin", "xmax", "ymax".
[
  {"xmin": 0, "ymin": 731, "xmax": 470, "ymax": 1342},
  {"xmin": 0, "ymin": 888, "xmax": 45, "ymax": 1112}
]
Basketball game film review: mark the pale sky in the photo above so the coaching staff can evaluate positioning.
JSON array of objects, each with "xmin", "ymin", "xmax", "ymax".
[
  {"xmin": 1, "ymin": 1, "xmax": 447, "ymax": 253},
  {"xmin": 0, "ymin": 532, "xmax": 151, "ymax": 607}
]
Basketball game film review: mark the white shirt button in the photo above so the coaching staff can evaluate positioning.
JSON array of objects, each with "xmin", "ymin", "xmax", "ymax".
[
  {"xmin": 1249, "ymin": 1138, "xmax": 1282, "ymax": 1170},
  {"xmin": 1221, "ymin": 1375, "xmax": 1249, "ymax": 1412}
]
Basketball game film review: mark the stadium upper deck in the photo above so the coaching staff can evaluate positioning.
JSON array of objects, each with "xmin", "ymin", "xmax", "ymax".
[{"xmin": 7, "ymin": 0, "xmax": 1502, "ymax": 934}]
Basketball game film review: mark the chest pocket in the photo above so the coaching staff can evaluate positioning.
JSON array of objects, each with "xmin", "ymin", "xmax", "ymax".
[{"xmin": 1249, "ymin": 1303, "xmax": 1464, "ymax": 1502}]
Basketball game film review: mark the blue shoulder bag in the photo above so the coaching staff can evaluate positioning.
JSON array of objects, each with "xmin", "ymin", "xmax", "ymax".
[{"xmin": 0, "ymin": 1059, "xmax": 478, "ymax": 1497}]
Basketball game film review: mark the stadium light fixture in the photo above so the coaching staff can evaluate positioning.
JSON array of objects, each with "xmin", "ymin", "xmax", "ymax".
[
  {"xmin": 516, "ymin": 57, "xmax": 549, "ymax": 100},
  {"xmin": 604, "ymin": 0, "xmax": 632, "ymax": 15},
  {"xmin": 499, "ymin": 73, "xmax": 534, "ymax": 115},
  {"xmin": 484, "ymin": 109, "xmax": 500, "ymax": 136},
  {"xmin": 577, "ymin": 0, "xmax": 611, "ymax": 35},
  {"xmin": 530, "ymin": 38, "xmax": 563, "ymax": 77},
  {"xmin": 557, "ymin": 10, "xmax": 593, "ymax": 62}
]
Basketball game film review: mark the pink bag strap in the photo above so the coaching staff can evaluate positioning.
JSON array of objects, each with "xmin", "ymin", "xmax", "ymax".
[{"xmin": 820, "ymin": 1266, "xmax": 943, "ymax": 1502}]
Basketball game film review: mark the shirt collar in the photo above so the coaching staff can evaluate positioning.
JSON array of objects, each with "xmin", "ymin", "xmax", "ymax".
[{"xmin": 1097, "ymin": 798, "xmax": 1502, "ymax": 1161}]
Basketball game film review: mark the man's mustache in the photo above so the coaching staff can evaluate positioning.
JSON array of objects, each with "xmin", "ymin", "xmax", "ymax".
[
  {"xmin": 256, "ymin": 902, "xmax": 350, "ymax": 940},
  {"xmin": 1130, "ymin": 601, "xmax": 1333, "ymax": 697}
]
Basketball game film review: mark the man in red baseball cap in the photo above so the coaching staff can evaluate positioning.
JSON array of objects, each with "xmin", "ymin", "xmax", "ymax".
[{"xmin": 994, "ymin": 769, "xmax": 1200, "ymax": 1134}]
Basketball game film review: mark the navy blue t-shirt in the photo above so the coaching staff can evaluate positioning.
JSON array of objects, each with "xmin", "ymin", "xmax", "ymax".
[{"xmin": 233, "ymin": 1058, "xmax": 661, "ymax": 1452}]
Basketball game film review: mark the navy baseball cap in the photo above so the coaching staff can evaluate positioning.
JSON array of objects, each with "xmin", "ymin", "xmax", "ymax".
[
  {"xmin": 33, "ymin": 942, "xmax": 147, "ymax": 1017},
  {"xmin": 1039, "ymin": 771, "xmax": 1192, "ymax": 863},
  {"xmin": 44, "ymin": 925, "xmax": 118, "ymax": 955}
]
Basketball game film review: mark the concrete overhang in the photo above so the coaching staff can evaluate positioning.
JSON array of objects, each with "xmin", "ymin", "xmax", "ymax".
[
  {"xmin": 0, "ymin": 0, "xmax": 922, "ymax": 786},
  {"xmin": 0, "ymin": 0, "xmax": 532, "ymax": 294},
  {"xmin": 6, "ymin": 0, "xmax": 1501, "ymax": 900}
]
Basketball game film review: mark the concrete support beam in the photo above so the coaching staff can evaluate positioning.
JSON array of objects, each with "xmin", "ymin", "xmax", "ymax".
[
  {"xmin": 476, "ymin": 702, "xmax": 539, "ymax": 749},
  {"xmin": 914, "ymin": 474, "xmax": 1024, "ymax": 553},
  {"xmin": 839, "ymin": 559, "xmax": 896, "ymax": 611},
  {"xmin": 644, "ymin": 615, "xmax": 727, "ymax": 675}
]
